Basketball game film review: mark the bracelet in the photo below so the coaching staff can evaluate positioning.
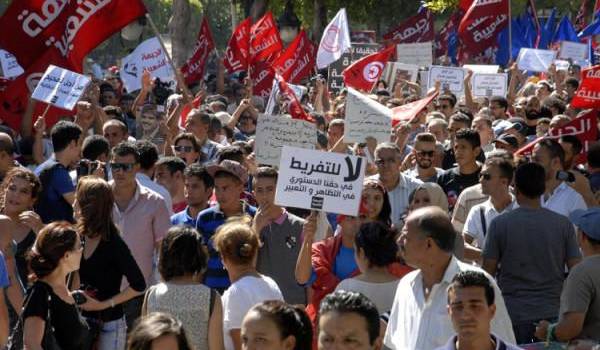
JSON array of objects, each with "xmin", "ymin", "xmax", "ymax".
[
  {"xmin": 546, "ymin": 323, "xmax": 557, "ymax": 343},
  {"xmin": 109, "ymin": 298, "xmax": 115, "ymax": 308}
]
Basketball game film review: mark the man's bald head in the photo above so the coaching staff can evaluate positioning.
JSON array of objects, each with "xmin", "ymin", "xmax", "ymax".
[{"xmin": 406, "ymin": 207, "xmax": 456, "ymax": 253}]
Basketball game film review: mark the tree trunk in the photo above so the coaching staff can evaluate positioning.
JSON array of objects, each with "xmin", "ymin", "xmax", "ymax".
[
  {"xmin": 169, "ymin": 0, "xmax": 192, "ymax": 67},
  {"xmin": 312, "ymin": 0, "xmax": 326, "ymax": 42}
]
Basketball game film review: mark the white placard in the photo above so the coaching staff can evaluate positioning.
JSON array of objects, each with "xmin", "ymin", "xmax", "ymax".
[
  {"xmin": 428, "ymin": 65, "xmax": 465, "ymax": 94},
  {"xmin": 0, "ymin": 49, "xmax": 24, "ymax": 79},
  {"xmin": 472, "ymin": 73, "xmax": 507, "ymax": 97},
  {"xmin": 464, "ymin": 64, "xmax": 499, "ymax": 74},
  {"xmin": 516, "ymin": 48, "xmax": 557, "ymax": 72},
  {"xmin": 344, "ymin": 87, "xmax": 392, "ymax": 143},
  {"xmin": 558, "ymin": 41, "xmax": 588, "ymax": 61},
  {"xmin": 255, "ymin": 114, "xmax": 317, "ymax": 166},
  {"xmin": 31, "ymin": 65, "xmax": 91, "ymax": 111},
  {"xmin": 120, "ymin": 37, "xmax": 175, "ymax": 92},
  {"xmin": 396, "ymin": 42, "xmax": 433, "ymax": 66},
  {"xmin": 554, "ymin": 59, "xmax": 570, "ymax": 71},
  {"xmin": 275, "ymin": 146, "xmax": 366, "ymax": 216},
  {"xmin": 419, "ymin": 70, "xmax": 429, "ymax": 97},
  {"xmin": 382, "ymin": 62, "xmax": 419, "ymax": 89}
]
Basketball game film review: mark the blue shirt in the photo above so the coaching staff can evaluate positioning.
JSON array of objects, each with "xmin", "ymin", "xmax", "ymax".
[
  {"xmin": 171, "ymin": 207, "xmax": 197, "ymax": 227},
  {"xmin": 333, "ymin": 245, "xmax": 357, "ymax": 280},
  {"xmin": 34, "ymin": 159, "xmax": 75, "ymax": 223},
  {"xmin": 590, "ymin": 172, "xmax": 600, "ymax": 193},
  {"xmin": 0, "ymin": 252, "xmax": 9, "ymax": 288},
  {"xmin": 196, "ymin": 202, "xmax": 257, "ymax": 292}
]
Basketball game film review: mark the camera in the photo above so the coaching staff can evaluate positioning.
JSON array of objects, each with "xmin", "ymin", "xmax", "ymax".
[
  {"xmin": 76, "ymin": 159, "xmax": 106, "ymax": 179},
  {"xmin": 72, "ymin": 290, "xmax": 88, "ymax": 305}
]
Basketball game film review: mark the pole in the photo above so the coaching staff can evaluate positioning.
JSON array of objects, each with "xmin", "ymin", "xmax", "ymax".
[
  {"xmin": 41, "ymin": 103, "xmax": 51, "ymax": 118},
  {"xmin": 508, "ymin": 0, "xmax": 512, "ymax": 64}
]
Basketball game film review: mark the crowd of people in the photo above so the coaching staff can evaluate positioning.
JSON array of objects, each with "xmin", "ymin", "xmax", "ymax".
[{"xmin": 0, "ymin": 28, "xmax": 597, "ymax": 350}]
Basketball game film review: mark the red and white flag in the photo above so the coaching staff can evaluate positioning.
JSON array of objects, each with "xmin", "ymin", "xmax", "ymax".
[
  {"xmin": 224, "ymin": 17, "xmax": 251, "ymax": 73},
  {"xmin": 179, "ymin": 95, "xmax": 203, "ymax": 129},
  {"xmin": 342, "ymin": 46, "xmax": 395, "ymax": 92},
  {"xmin": 383, "ymin": 9, "xmax": 434, "ymax": 44},
  {"xmin": 572, "ymin": 65, "xmax": 600, "ymax": 109},
  {"xmin": 391, "ymin": 92, "xmax": 438, "ymax": 127},
  {"xmin": 276, "ymin": 74, "xmax": 313, "ymax": 123},
  {"xmin": 316, "ymin": 8, "xmax": 351, "ymax": 69},
  {"xmin": 272, "ymin": 29, "xmax": 316, "ymax": 84},
  {"xmin": 249, "ymin": 12, "xmax": 283, "ymax": 64},
  {"xmin": 458, "ymin": 0, "xmax": 509, "ymax": 56},
  {"xmin": 181, "ymin": 17, "xmax": 215, "ymax": 86}
]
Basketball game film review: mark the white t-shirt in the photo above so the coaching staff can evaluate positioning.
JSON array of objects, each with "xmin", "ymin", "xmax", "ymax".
[
  {"xmin": 463, "ymin": 196, "xmax": 517, "ymax": 248},
  {"xmin": 222, "ymin": 275, "xmax": 284, "ymax": 350}
]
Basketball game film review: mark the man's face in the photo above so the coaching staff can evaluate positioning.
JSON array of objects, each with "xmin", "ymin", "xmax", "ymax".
[
  {"xmin": 489, "ymin": 101, "xmax": 506, "ymax": 119},
  {"xmin": 559, "ymin": 140, "xmax": 576, "ymax": 168},
  {"xmin": 184, "ymin": 175, "xmax": 212, "ymax": 208},
  {"xmin": 214, "ymin": 175, "xmax": 243, "ymax": 209},
  {"xmin": 111, "ymin": 154, "xmax": 138, "ymax": 186},
  {"xmin": 532, "ymin": 145, "xmax": 555, "ymax": 181},
  {"xmin": 438, "ymin": 100, "xmax": 454, "ymax": 117},
  {"xmin": 318, "ymin": 311, "xmax": 378, "ymax": 350},
  {"xmin": 374, "ymin": 148, "xmax": 400, "ymax": 181},
  {"xmin": 327, "ymin": 125, "xmax": 344, "ymax": 148},
  {"xmin": 174, "ymin": 139, "xmax": 200, "ymax": 165},
  {"xmin": 479, "ymin": 164, "xmax": 506, "ymax": 196},
  {"xmin": 102, "ymin": 91, "xmax": 118, "ymax": 106},
  {"xmin": 448, "ymin": 120, "xmax": 468, "ymax": 144},
  {"xmin": 185, "ymin": 115, "xmax": 208, "ymax": 139},
  {"xmin": 448, "ymin": 286, "xmax": 496, "ymax": 340},
  {"xmin": 239, "ymin": 114, "xmax": 257, "ymax": 134},
  {"xmin": 453, "ymin": 139, "xmax": 478, "ymax": 168},
  {"xmin": 564, "ymin": 83, "xmax": 577, "ymax": 97},
  {"xmin": 103, "ymin": 125, "xmax": 127, "ymax": 149},
  {"xmin": 397, "ymin": 218, "xmax": 428, "ymax": 269},
  {"xmin": 427, "ymin": 123, "xmax": 447, "ymax": 143},
  {"xmin": 415, "ymin": 141, "xmax": 435, "ymax": 170},
  {"xmin": 253, "ymin": 177, "xmax": 276, "ymax": 208},
  {"xmin": 140, "ymin": 112, "xmax": 159, "ymax": 132},
  {"xmin": 154, "ymin": 165, "xmax": 176, "ymax": 194}
]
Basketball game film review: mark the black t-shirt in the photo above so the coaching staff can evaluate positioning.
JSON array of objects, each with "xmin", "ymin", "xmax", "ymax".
[
  {"xmin": 437, "ymin": 166, "xmax": 481, "ymax": 212},
  {"xmin": 15, "ymin": 231, "xmax": 35, "ymax": 287},
  {"xmin": 22, "ymin": 281, "xmax": 88, "ymax": 350},
  {"xmin": 79, "ymin": 233, "xmax": 146, "ymax": 321}
]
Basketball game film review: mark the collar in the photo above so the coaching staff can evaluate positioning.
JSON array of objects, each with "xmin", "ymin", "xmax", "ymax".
[
  {"xmin": 441, "ymin": 255, "xmax": 461, "ymax": 284},
  {"xmin": 446, "ymin": 334, "xmax": 502, "ymax": 350},
  {"xmin": 213, "ymin": 201, "xmax": 250, "ymax": 216},
  {"xmin": 273, "ymin": 209, "xmax": 288, "ymax": 225},
  {"xmin": 136, "ymin": 173, "xmax": 152, "ymax": 182},
  {"xmin": 484, "ymin": 194, "xmax": 516, "ymax": 213}
]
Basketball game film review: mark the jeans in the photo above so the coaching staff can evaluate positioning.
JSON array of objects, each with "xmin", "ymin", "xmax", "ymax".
[
  {"xmin": 97, "ymin": 317, "xmax": 127, "ymax": 350},
  {"xmin": 123, "ymin": 295, "xmax": 144, "ymax": 331}
]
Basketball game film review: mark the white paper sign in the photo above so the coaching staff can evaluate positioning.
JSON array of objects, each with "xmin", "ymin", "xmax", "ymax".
[
  {"xmin": 472, "ymin": 73, "xmax": 507, "ymax": 97},
  {"xmin": 419, "ymin": 70, "xmax": 429, "ymax": 97},
  {"xmin": 120, "ymin": 37, "xmax": 175, "ymax": 92},
  {"xmin": 558, "ymin": 41, "xmax": 588, "ymax": 61},
  {"xmin": 396, "ymin": 42, "xmax": 433, "ymax": 66},
  {"xmin": 553, "ymin": 59, "xmax": 570, "ymax": 71},
  {"xmin": 516, "ymin": 48, "xmax": 557, "ymax": 72},
  {"xmin": 345, "ymin": 87, "xmax": 392, "ymax": 143},
  {"xmin": 428, "ymin": 65, "xmax": 465, "ymax": 94},
  {"xmin": 31, "ymin": 65, "xmax": 91, "ymax": 110},
  {"xmin": 275, "ymin": 146, "xmax": 366, "ymax": 216},
  {"xmin": 0, "ymin": 49, "xmax": 24, "ymax": 79},
  {"xmin": 255, "ymin": 114, "xmax": 317, "ymax": 166},
  {"xmin": 464, "ymin": 64, "xmax": 499, "ymax": 74}
]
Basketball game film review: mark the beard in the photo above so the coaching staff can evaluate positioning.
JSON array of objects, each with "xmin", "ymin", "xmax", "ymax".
[{"xmin": 417, "ymin": 160, "xmax": 432, "ymax": 169}]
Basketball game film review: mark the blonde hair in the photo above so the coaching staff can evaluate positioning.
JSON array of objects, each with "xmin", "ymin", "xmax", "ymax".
[{"xmin": 212, "ymin": 217, "xmax": 258, "ymax": 266}]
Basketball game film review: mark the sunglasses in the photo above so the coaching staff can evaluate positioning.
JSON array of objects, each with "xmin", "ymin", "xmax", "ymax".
[
  {"xmin": 479, "ymin": 173, "xmax": 492, "ymax": 181},
  {"xmin": 375, "ymin": 158, "xmax": 397, "ymax": 166},
  {"xmin": 417, "ymin": 150, "xmax": 435, "ymax": 157},
  {"xmin": 173, "ymin": 145, "xmax": 194, "ymax": 153},
  {"xmin": 110, "ymin": 162, "xmax": 136, "ymax": 172}
]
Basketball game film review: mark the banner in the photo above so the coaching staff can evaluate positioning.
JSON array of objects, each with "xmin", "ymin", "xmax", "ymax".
[
  {"xmin": 316, "ymin": 8, "xmax": 351, "ymax": 69},
  {"xmin": 471, "ymin": 73, "xmax": 507, "ymax": 97},
  {"xmin": 383, "ymin": 9, "xmax": 434, "ymax": 44},
  {"xmin": 255, "ymin": 114, "xmax": 317, "ymax": 166},
  {"xmin": 272, "ymin": 29, "xmax": 316, "ymax": 84},
  {"xmin": 180, "ymin": 17, "xmax": 215, "ymax": 86},
  {"xmin": 275, "ymin": 146, "xmax": 366, "ymax": 216},
  {"xmin": 249, "ymin": 12, "xmax": 283, "ymax": 64},
  {"xmin": 250, "ymin": 59, "xmax": 275, "ymax": 99},
  {"xmin": 342, "ymin": 46, "xmax": 395, "ymax": 92},
  {"xmin": 120, "ymin": 37, "xmax": 175, "ymax": 92},
  {"xmin": 275, "ymin": 74, "xmax": 313, "ymax": 122},
  {"xmin": 458, "ymin": 0, "xmax": 509, "ymax": 57},
  {"xmin": 327, "ymin": 43, "xmax": 380, "ymax": 92},
  {"xmin": 516, "ymin": 48, "xmax": 557, "ymax": 72},
  {"xmin": 0, "ymin": 50, "xmax": 24, "ymax": 79},
  {"xmin": 224, "ymin": 17, "xmax": 251, "ymax": 73},
  {"xmin": 428, "ymin": 65, "xmax": 465, "ymax": 94},
  {"xmin": 31, "ymin": 64, "xmax": 90, "ymax": 110},
  {"xmin": 572, "ymin": 65, "xmax": 600, "ymax": 109},
  {"xmin": 391, "ymin": 92, "xmax": 438, "ymax": 126},
  {"xmin": 395, "ymin": 41, "xmax": 433, "ymax": 66},
  {"xmin": 558, "ymin": 41, "xmax": 589, "ymax": 61},
  {"xmin": 344, "ymin": 87, "xmax": 392, "ymax": 143}
]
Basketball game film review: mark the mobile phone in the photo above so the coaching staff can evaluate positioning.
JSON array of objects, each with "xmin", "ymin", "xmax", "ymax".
[
  {"xmin": 72, "ymin": 290, "xmax": 88, "ymax": 305},
  {"xmin": 556, "ymin": 170, "xmax": 575, "ymax": 183}
]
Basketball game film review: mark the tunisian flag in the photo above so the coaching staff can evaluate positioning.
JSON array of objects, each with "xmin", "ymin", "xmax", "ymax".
[
  {"xmin": 0, "ymin": 0, "xmax": 147, "ymax": 71},
  {"xmin": 571, "ymin": 65, "xmax": 600, "ymax": 109},
  {"xmin": 383, "ymin": 9, "xmax": 435, "ymax": 44},
  {"xmin": 249, "ymin": 12, "xmax": 283, "ymax": 64},
  {"xmin": 276, "ymin": 74, "xmax": 313, "ymax": 123},
  {"xmin": 272, "ymin": 29, "xmax": 316, "ymax": 84},
  {"xmin": 458, "ymin": 0, "xmax": 509, "ymax": 56},
  {"xmin": 224, "ymin": 17, "xmax": 251, "ymax": 73},
  {"xmin": 342, "ymin": 46, "xmax": 395, "ymax": 92},
  {"xmin": 391, "ymin": 92, "xmax": 438, "ymax": 127},
  {"xmin": 181, "ymin": 17, "xmax": 215, "ymax": 86}
]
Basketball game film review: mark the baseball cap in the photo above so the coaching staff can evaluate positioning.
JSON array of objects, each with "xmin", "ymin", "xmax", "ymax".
[
  {"xmin": 507, "ymin": 118, "xmax": 528, "ymax": 137},
  {"xmin": 207, "ymin": 160, "xmax": 248, "ymax": 184},
  {"xmin": 569, "ymin": 208, "xmax": 600, "ymax": 240},
  {"xmin": 493, "ymin": 134, "xmax": 519, "ymax": 149}
]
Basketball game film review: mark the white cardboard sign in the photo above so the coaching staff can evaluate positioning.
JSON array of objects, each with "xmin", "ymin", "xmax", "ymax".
[
  {"xmin": 428, "ymin": 65, "xmax": 465, "ymax": 94},
  {"xmin": 344, "ymin": 87, "xmax": 392, "ymax": 143},
  {"xmin": 31, "ymin": 65, "xmax": 91, "ymax": 110},
  {"xmin": 255, "ymin": 114, "xmax": 317, "ymax": 167},
  {"xmin": 120, "ymin": 37, "xmax": 175, "ymax": 92},
  {"xmin": 516, "ymin": 48, "xmax": 557, "ymax": 72},
  {"xmin": 275, "ymin": 146, "xmax": 366, "ymax": 216},
  {"xmin": 0, "ymin": 50, "xmax": 24, "ymax": 79},
  {"xmin": 558, "ymin": 41, "xmax": 588, "ymax": 61},
  {"xmin": 396, "ymin": 42, "xmax": 433, "ymax": 66},
  {"xmin": 472, "ymin": 73, "xmax": 508, "ymax": 97},
  {"xmin": 464, "ymin": 64, "xmax": 499, "ymax": 74}
]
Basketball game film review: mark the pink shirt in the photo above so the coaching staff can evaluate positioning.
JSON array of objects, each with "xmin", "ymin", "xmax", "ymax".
[{"xmin": 112, "ymin": 182, "xmax": 171, "ymax": 285}]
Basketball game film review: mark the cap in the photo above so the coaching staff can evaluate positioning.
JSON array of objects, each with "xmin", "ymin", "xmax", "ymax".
[
  {"xmin": 207, "ymin": 160, "xmax": 248, "ymax": 184},
  {"xmin": 493, "ymin": 120, "xmax": 513, "ymax": 137},
  {"xmin": 569, "ymin": 208, "xmax": 600, "ymax": 240},
  {"xmin": 214, "ymin": 111, "xmax": 232, "ymax": 125},
  {"xmin": 493, "ymin": 134, "xmax": 519, "ymax": 149},
  {"xmin": 507, "ymin": 118, "xmax": 528, "ymax": 137}
]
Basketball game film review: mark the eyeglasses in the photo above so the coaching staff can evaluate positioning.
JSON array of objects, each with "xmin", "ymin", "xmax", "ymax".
[
  {"xmin": 173, "ymin": 145, "xmax": 194, "ymax": 153},
  {"xmin": 110, "ymin": 162, "xmax": 136, "ymax": 172},
  {"xmin": 417, "ymin": 150, "xmax": 435, "ymax": 157},
  {"xmin": 479, "ymin": 173, "xmax": 492, "ymax": 181},
  {"xmin": 439, "ymin": 104, "xmax": 451, "ymax": 110},
  {"xmin": 375, "ymin": 158, "xmax": 397, "ymax": 166}
]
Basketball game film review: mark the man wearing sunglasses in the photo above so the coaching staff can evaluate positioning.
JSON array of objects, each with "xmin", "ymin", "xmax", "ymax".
[
  {"xmin": 404, "ymin": 133, "xmax": 444, "ymax": 183},
  {"xmin": 437, "ymin": 94, "xmax": 457, "ymax": 119}
]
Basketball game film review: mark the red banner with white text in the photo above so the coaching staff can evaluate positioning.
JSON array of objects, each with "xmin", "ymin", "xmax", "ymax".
[
  {"xmin": 181, "ymin": 17, "xmax": 215, "ymax": 86},
  {"xmin": 272, "ymin": 30, "xmax": 316, "ymax": 84},
  {"xmin": 224, "ymin": 17, "xmax": 251, "ymax": 73},
  {"xmin": 571, "ymin": 65, "xmax": 600, "ymax": 109},
  {"xmin": 249, "ymin": 12, "xmax": 283, "ymax": 64},
  {"xmin": 383, "ymin": 9, "xmax": 434, "ymax": 44}
]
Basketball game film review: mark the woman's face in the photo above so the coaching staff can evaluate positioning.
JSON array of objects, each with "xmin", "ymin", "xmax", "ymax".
[
  {"xmin": 242, "ymin": 310, "xmax": 295, "ymax": 350},
  {"xmin": 63, "ymin": 235, "xmax": 83, "ymax": 273},
  {"xmin": 409, "ymin": 189, "xmax": 431, "ymax": 212},
  {"xmin": 4, "ymin": 177, "xmax": 35, "ymax": 215},
  {"xmin": 140, "ymin": 112, "xmax": 159, "ymax": 132},
  {"xmin": 362, "ymin": 187, "xmax": 384, "ymax": 222},
  {"xmin": 174, "ymin": 139, "xmax": 200, "ymax": 165}
]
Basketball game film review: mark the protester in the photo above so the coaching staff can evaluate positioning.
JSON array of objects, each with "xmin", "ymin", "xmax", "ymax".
[
  {"xmin": 361, "ymin": 178, "xmax": 392, "ymax": 226},
  {"xmin": 404, "ymin": 133, "xmax": 445, "ymax": 183},
  {"xmin": 172, "ymin": 133, "xmax": 202, "ymax": 165},
  {"xmin": 171, "ymin": 164, "xmax": 214, "ymax": 227},
  {"xmin": 155, "ymin": 156, "xmax": 187, "ymax": 213},
  {"xmin": 135, "ymin": 140, "xmax": 173, "ymax": 215},
  {"xmin": 127, "ymin": 312, "xmax": 193, "ymax": 350}
]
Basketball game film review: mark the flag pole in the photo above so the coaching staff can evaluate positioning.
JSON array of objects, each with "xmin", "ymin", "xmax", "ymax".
[{"xmin": 508, "ymin": 0, "xmax": 513, "ymax": 64}]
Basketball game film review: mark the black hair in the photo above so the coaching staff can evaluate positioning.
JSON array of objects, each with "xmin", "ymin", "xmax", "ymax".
[
  {"xmin": 112, "ymin": 141, "xmax": 140, "ymax": 163},
  {"xmin": 454, "ymin": 128, "xmax": 481, "ymax": 149},
  {"xmin": 515, "ymin": 162, "xmax": 546, "ymax": 198},
  {"xmin": 319, "ymin": 291, "xmax": 380, "ymax": 345},
  {"xmin": 560, "ymin": 135, "xmax": 583, "ymax": 157},
  {"xmin": 254, "ymin": 166, "xmax": 278, "ymax": 181},
  {"xmin": 489, "ymin": 96, "xmax": 508, "ymax": 110},
  {"xmin": 156, "ymin": 156, "xmax": 186, "ymax": 175},
  {"xmin": 588, "ymin": 141, "xmax": 600, "ymax": 169},
  {"xmin": 217, "ymin": 146, "xmax": 245, "ymax": 164},
  {"xmin": 50, "ymin": 121, "xmax": 82, "ymax": 153},
  {"xmin": 543, "ymin": 96, "xmax": 566, "ymax": 115},
  {"xmin": 565, "ymin": 77, "xmax": 579, "ymax": 90},
  {"xmin": 447, "ymin": 270, "xmax": 495, "ymax": 306},
  {"xmin": 159, "ymin": 226, "xmax": 208, "ymax": 281},
  {"xmin": 189, "ymin": 110, "xmax": 211, "ymax": 125},
  {"xmin": 355, "ymin": 222, "xmax": 398, "ymax": 267},
  {"xmin": 439, "ymin": 94, "xmax": 457, "ymax": 108},
  {"xmin": 82, "ymin": 135, "xmax": 110, "ymax": 161},
  {"xmin": 248, "ymin": 301, "xmax": 312, "ymax": 350},
  {"xmin": 450, "ymin": 113, "xmax": 472, "ymax": 128},
  {"xmin": 134, "ymin": 140, "xmax": 159, "ymax": 170},
  {"xmin": 184, "ymin": 164, "xmax": 214, "ymax": 189},
  {"xmin": 484, "ymin": 157, "xmax": 514, "ymax": 182},
  {"xmin": 537, "ymin": 139, "xmax": 565, "ymax": 168},
  {"xmin": 581, "ymin": 231, "xmax": 600, "ymax": 246}
]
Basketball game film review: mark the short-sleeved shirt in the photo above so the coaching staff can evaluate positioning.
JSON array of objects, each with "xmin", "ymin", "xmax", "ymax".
[
  {"xmin": 34, "ymin": 159, "xmax": 75, "ymax": 223},
  {"xmin": 437, "ymin": 166, "xmax": 481, "ymax": 213},
  {"xmin": 558, "ymin": 255, "xmax": 600, "ymax": 341},
  {"xmin": 370, "ymin": 173, "xmax": 423, "ymax": 226},
  {"xmin": 171, "ymin": 206, "xmax": 198, "ymax": 227},
  {"xmin": 483, "ymin": 207, "xmax": 582, "ymax": 323},
  {"xmin": 463, "ymin": 196, "xmax": 517, "ymax": 248},
  {"xmin": 541, "ymin": 181, "xmax": 587, "ymax": 219}
]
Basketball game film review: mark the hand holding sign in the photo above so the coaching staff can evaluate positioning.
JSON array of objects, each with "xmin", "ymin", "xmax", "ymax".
[{"xmin": 31, "ymin": 65, "xmax": 91, "ymax": 111}]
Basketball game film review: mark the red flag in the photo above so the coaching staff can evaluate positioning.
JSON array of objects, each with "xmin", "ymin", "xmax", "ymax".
[
  {"xmin": 342, "ymin": 46, "xmax": 395, "ymax": 92},
  {"xmin": 458, "ymin": 0, "xmax": 509, "ymax": 56},
  {"xmin": 275, "ymin": 74, "xmax": 313, "ymax": 123},
  {"xmin": 272, "ymin": 30, "xmax": 316, "ymax": 84},
  {"xmin": 179, "ymin": 95, "xmax": 203, "ymax": 129},
  {"xmin": 181, "ymin": 17, "xmax": 215, "ymax": 86},
  {"xmin": 0, "ymin": 0, "xmax": 146, "ymax": 71},
  {"xmin": 224, "ymin": 17, "xmax": 251, "ymax": 73},
  {"xmin": 391, "ymin": 92, "xmax": 438, "ymax": 127},
  {"xmin": 515, "ymin": 110, "xmax": 598, "ymax": 163},
  {"xmin": 249, "ymin": 12, "xmax": 283, "ymax": 64},
  {"xmin": 383, "ymin": 9, "xmax": 435, "ymax": 44},
  {"xmin": 572, "ymin": 65, "xmax": 600, "ymax": 109},
  {"xmin": 250, "ymin": 60, "xmax": 275, "ymax": 99},
  {"xmin": 596, "ymin": 0, "xmax": 600, "ymax": 13},
  {"xmin": 575, "ymin": 0, "xmax": 589, "ymax": 31}
]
